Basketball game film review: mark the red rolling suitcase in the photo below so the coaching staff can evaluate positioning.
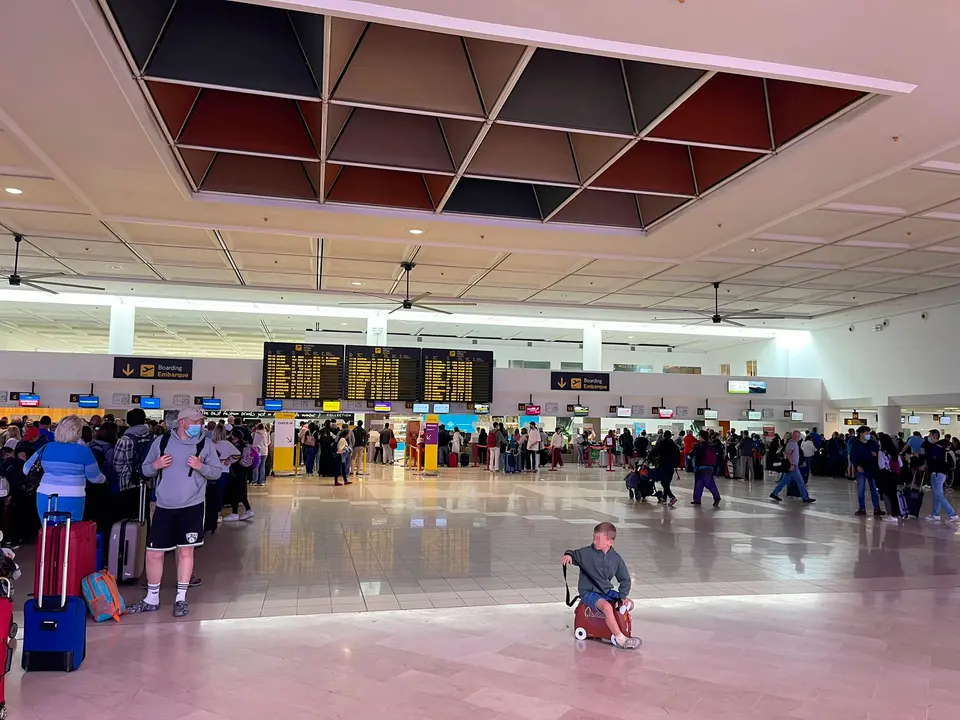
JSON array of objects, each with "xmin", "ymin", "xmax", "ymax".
[
  {"xmin": 0, "ymin": 578, "xmax": 15, "ymax": 719},
  {"xmin": 33, "ymin": 496, "xmax": 96, "ymax": 600},
  {"xmin": 448, "ymin": 454, "xmax": 459, "ymax": 468}
]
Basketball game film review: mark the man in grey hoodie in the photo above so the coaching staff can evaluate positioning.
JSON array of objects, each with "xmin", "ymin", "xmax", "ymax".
[{"xmin": 127, "ymin": 407, "xmax": 222, "ymax": 618}]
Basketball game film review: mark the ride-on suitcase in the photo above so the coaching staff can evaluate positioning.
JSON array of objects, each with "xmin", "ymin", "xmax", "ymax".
[
  {"xmin": 0, "ymin": 578, "xmax": 16, "ymax": 718},
  {"xmin": 22, "ymin": 511, "xmax": 87, "ymax": 672},
  {"xmin": 33, "ymin": 496, "xmax": 96, "ymax": 599},
  {"xmin": 107, "ymin": 483, "xmax": 147, "ymax": 584},
  {"xmin": 563, "ymin": 565, "xmax": 633, "ymax": 644},
  {"xmin": 448, "ymin": 453, "xmax": 459, "ymax": 468}
]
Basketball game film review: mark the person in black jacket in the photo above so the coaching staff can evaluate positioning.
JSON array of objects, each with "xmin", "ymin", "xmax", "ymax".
[
  {"xmin": 691, "ymin": 431, "xmax": 723, "ymax": 507},
  {"xmin": 649, "ymin": 431, "xmax": 680, "ymax": 506},
  {"xmin": 619, "ymin": 429, "xmax": 633, "ymax": 469},
  {"xmin": 634, "ymin": 431, "xmax": 648, "ymax": 461}
]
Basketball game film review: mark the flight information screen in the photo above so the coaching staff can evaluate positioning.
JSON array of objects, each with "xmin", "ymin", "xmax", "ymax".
[
  {"xmin": 261, "ymin": 342, "xmax": 344, "ymax": 400},
  {"xmin": 344, "ymin": 346, "xmax": 420, "ymax": 401},
  {"xmin": 421, "ymin": 348, "xmax": 494, "ymax": 403}
]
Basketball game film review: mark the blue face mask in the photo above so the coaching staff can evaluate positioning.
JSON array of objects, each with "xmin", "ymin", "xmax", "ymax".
[
  {"xmin": 863, "ymin": 434, "xmax": 871, "ymax": 441},
  {"xmin": 185, "ymin": 424, "xmax": 203, "ymax": 439}
]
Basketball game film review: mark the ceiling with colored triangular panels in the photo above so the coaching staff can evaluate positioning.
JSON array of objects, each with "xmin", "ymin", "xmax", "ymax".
[{"xmin": 102, "ymin": 0, "xmax": 867, "ymax": 231}]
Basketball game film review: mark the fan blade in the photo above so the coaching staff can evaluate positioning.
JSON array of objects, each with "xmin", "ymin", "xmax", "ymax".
[
  {"xmin": 388, "ymin": 306, "xmax": 404, "ymax": 315},
  {"xmin": 22, "ymin": 281, "xmax": 56, "ymax": 295},
  {"xmin": 722, "ymin": 308, "xmax": 760, "ymax": 314},
  {"xmin": 723, "ymin": 315, "xmax": 787, "ymax": 320},
  {"xmin": 412, "ymin": 304, "xmax": 453, "ymax": 315},
  {"xmin": 32, "ymin": 280, "xmax": 105, "ymax": 291},
  {"xmin": 337, "ymin": 302, "xmax": 396, "ymax": 306},
  {"xmin": 18, "ymin": 272, "xmax": 68, "ymax": 281},
  {"xmin": 721, "ymin": 318, "xmax": 746, "ymax": 327},
  {"xmin": 646, "ymin": 307, "xmax": 714, "ymax": 316},
  {"xmin": 407, "ymin": 292, "xmax": 431, "ymax": 304},
  {"xmin": 419, "ymin": 301, "xmax": 477, "ymax": 307}
]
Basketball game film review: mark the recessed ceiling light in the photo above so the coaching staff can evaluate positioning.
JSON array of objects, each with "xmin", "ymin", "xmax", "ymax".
[
  {"xmin": 351, "ymin": 281, "xmax": 363, "ymax": 286},
  {"xmin": 408, "ymin": 229, "xmax": 424, "ymax": 235},
  {"xmin": 109, "ymin": 265, "xmax": 123, "ymax": 270},
  {"xmin": 748, "ymin": 247, "xmax": 768, "ymax": 254},
  {"xmin": 3, "ymin": 188, "xmax": 22, "ymax": 195},
  {"xmin": 627, "ymin": 335, "xmax": 634, "ymax": 339},
  {"xmin": 341, "ymin": 322, "xmax": 348, "ymax": 326}
]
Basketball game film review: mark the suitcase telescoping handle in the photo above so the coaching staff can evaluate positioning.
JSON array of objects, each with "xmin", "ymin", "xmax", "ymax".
[
  {"xmin": 139, "ymin": 480, "xmax": 147, "ymax": 525},
  {"xmin": 38, "ymin": 508, "xmax": 72, "ymax": 610}
]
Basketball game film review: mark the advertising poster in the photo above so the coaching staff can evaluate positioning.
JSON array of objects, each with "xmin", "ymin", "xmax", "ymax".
[{"xmin": 423, "ymin": 414, "xmax": 439, "ymax": 472}]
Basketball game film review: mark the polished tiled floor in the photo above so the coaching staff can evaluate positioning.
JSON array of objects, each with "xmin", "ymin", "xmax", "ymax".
[{"xmin": 9, "ymin": 464, "xmax": 960, "ymax": 718}]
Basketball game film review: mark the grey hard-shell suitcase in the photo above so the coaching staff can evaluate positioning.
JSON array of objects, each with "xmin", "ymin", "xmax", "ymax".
[{"xmin": 107, "ymin": 483, "xmax": 147, "ymax": 584}]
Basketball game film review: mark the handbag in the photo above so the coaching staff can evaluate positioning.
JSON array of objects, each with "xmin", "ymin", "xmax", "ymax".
[{"xmin": 22, "ymin": 445, "xmax": 46, "ymax": 493}]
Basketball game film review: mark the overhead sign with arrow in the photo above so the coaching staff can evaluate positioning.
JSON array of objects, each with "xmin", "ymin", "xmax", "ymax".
[
  {"xmin": 551, "ymin": 371, "xmax": 609, "ymax": 392},
  {"xmin": 113, "ymin": 356, "xmax": 193, "ymax": 381}
]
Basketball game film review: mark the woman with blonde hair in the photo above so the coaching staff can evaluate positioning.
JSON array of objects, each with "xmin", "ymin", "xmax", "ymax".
[{"xmin": 23, "ymin": 414, "xmax": 104, "ymax": 522}]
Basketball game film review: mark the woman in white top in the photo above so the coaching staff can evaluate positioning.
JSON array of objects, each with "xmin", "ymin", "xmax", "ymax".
[
  {"xmin": 252, "ymin": 423, "xmax": 270, "ymax": 486},
  {"xmin": 451, "ymin": 428, "xmax": 463, "ymax": 455},
  {"xmin": 3, "ymin": 425, "xmax": 20, "ymax": 450},
  {"xmin": 527, "ymin": 422, "xmax": 542, "ymax": 472},
  {"xmin": 334, "ymin": 429, "xmax": 352, "ymax": 487}
]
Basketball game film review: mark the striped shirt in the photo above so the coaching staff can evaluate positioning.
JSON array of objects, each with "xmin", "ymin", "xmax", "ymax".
[{"xmin": 23, "ymin": 441, "xmax": 105, "ymax": 498}]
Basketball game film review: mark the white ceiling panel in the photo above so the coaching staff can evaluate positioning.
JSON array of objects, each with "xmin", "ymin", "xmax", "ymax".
[
  {"xmin": 323, "ymin": 238, "xmax": 411, "ymax": 262},
  {"xmin": 476, "ymin": 269, "xmax": 563, "ymax": 289},
  {"xmin": 413, "ymin": 245, "xmax": 496, "ymax": 269},
  {"xmin": 683, "ymin": 283, "xmax": 768, "ymax": 300},
  {"xmin": 578, "ymin": 259, "xmax": 673, "ymax": 279},
  {"xmin": 593, "ymin": 294, "xmax": 664, "ymax": 307},
  {"xmin": 550, "ymin": 275, "xmax": 635, "ymax": 293},
  {"xmin": 323, "ymin": 258, "xmax": 402, "ymax": 280},
  {"xmin": 115, "ymin": 223, "xmax": 217, "ymax": 248},
  {"xmin": 403, "ymin": 263, "xmax": 486, "ymax": 284},
  {"xmin": 154, "ymin": 266, "xmax": 240, "ymax": 284},
  {"xmin": 62, "ymin": 259, "xmax": 157, "ymax": 278},
  {"xmin": 223, "ymin": 231, "xmax": 315, "ymax": 256},
  {"xmin": 405, "ymin": 281, "xmax": 468, "ymax": 297},
  {"xmin": 0, "ymin": 210, "xmax": 110, "ymax": 239},
  {"xmin": 838, "ymin": 217, "xmax": 960, "ymax": 248},
  {"xmin": 496, "ymin": 253, "xmax": 588, "ymax": 274},
  {"xmin": 734, "ymin": 266, "xmax": 831, "ymax": 285},
  {"xmin": 749, "ymin": 286, "xmax": 829, "ymax": 301},
  {"xmin": 525, "ymin": 290, "xmax": 607, "ymax": 304},
  {"xmin": 620, "ymin": 279, "xmax": 707, "ymax": 296},
  {"xmin": 861, "ymin": 275, "xmax": 960, "ymax": 293},
  {"xmin": 0, "ymin": 175, "xmax": 83, "ymax": 211},
  {"xmin": 783, "ymin": 245, "xmax": 898, "ymax": 267},
  {"xmin": 755, "ymin": 210, "xmax": 889, "ymax": 242},
  {"xmin": 322, "ymin": 276, "xmax": 394, "ymax": 293},
  {"xmin": 132, "ymin": 244, "xmax": 228, "ymax": 268},
  {"xmin": 833, "ymin": 169, "xmax": 960, "ymax": 214},
  {"xmin": 814, "ymin": 289, "xmax": 907, "ymax": 305},
  {"xmin": 858, "ymin": 252, "xmax": 960, "ymax": 273},
  {"xmin": 461, "ymin": 285, "xmax": 535, "ymax": 301},
  {"xmin": 26, "ymin": 236, "xmax": 128, "ymax": 261},
  {"xmin": 798, "ymin": 270, "xmax": 898, "ymax": 289},
  {"xmin": 244, "ymin": 271, "xmax": 316, "ymax": 289},
  {"xmin": 702, "ymin": 239, "xmax": 811, "ymax": 264},
  {"xmin": 655, "ymin": 262, "xmax": 754, "ymax": 282},
  {"xmin": 232, "ymin": 251, "xmax": 316, "ymax": 274}
]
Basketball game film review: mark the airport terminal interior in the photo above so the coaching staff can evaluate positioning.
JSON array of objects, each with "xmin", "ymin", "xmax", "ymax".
[{"xmin": 2, "ymin": 0, "xmax": 960, "ymax": 718}]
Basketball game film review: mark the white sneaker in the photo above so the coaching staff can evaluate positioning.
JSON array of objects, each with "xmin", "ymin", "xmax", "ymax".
[
  {"xmin": 882, "ymin": 516, "xmax": 899, "ymax": 524},
  {"xmin": 949, "ymin": 515, "xmax": 960, "ymax": 523},
  {"xmin": 925, "ymin": 514, "xmax": 941, "ymax": 522},
  {"xmin": 239, "ymin": 510, "xmax": 255, "ymax": 521},
  {"xmin": 217, "ymin": 515, "xmax": 223, "ymax": 524},
  {"xmin": 223, "ymin": 513, "xmax": 240, "ymax": 522}
]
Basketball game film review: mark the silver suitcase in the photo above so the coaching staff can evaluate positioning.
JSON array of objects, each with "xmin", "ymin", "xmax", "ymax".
[{"xmin": 107, "ymin": 484, "xmax": 147, "ymax": 583}]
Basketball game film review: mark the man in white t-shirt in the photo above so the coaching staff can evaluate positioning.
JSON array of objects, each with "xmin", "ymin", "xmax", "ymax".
[{"xmin": 527, "ymin": 422, "xmax": 542, "ymax": 473}]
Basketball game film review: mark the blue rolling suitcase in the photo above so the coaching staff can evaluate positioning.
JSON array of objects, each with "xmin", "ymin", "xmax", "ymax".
[
  {"xmin": 504, "ymin": 452, "xmax": 517, "ymax": 474},
  {"xmin": 22, "ymin": 511, "xmax": 87, "ymax": 672}
]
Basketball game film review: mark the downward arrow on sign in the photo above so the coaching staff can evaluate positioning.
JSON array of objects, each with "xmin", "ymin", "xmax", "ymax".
[
  {"xmin": 122, "ymin": 364, "xmax": 134, "ymax": 377},
  {"xmin": 557, "ymin": 379, "xmax": 566, "ymax": 389}
]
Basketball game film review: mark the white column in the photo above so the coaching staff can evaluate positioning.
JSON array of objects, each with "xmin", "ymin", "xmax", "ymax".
[
  {"xmin": 876, "ymin": 404, "xmax": 902, "ymax": 435},
  {"xmin": 108, "ymin": 304, "xmax": 135, "ymax": 354},
  {"xmin": 583, "ymin": 326, "xmax": 602, "ymax": 371},
  {"xmin": 366, "ymin": 315, "xmax": 388, "ymax": 346}
]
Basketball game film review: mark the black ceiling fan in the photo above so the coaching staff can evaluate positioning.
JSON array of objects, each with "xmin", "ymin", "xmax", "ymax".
[
  {"xmin": 2, "ymin": 234, "xmax": 104, "ymax": 294},
  {"xmin": 337, "ymin": 261, "xmax": 476, "ymax": 315},
  {"xmin": 648, "ymin": 282, "xmax": 786, "ymax": 327}
]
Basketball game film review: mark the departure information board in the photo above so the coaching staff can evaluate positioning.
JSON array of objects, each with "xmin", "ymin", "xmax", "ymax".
[
  {"xmin": 262, "ymin": 342, "xmax": 344, "ymax": 400},
  {"xmin": 344, "ymin": 346, "xmax": 420, "ymax": 401},
  {"xmin": 421, "ymin": 348, "xmax": 494, "ymax": 403}
]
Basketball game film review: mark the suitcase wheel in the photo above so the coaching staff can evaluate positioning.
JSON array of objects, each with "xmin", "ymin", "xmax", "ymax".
[
  {"xmin": 0, "ymin": 701, "xmax": 7, "ymax": 720},
  {"xmin": 574, "ymin": 626, "xmax": 587, "ymax": 640}
]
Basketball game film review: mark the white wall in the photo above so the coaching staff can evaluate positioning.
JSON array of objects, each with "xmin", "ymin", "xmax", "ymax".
[{"xmin": 0, "ymin": 351, "xmax": 824, "ymax": 428}]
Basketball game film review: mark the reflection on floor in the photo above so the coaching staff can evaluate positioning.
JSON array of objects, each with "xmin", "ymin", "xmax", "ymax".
[{"xmin": 8, "ymin": 465, "xmax": 960, "ymax": 719}]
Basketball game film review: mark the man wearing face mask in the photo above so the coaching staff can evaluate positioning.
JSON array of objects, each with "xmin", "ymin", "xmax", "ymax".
[
  {"xmin": 127, "ymin": 407, "xmax": 222, "ymax": 618},
  {"xmin": 850, "ymin": 425, "xmax": 884, "ymax": 517}
]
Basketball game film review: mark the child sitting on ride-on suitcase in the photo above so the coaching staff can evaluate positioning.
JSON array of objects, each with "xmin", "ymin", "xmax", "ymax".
[{"xmin": 561, "ymin": 522, "xmax": 641, "ymax": 650}]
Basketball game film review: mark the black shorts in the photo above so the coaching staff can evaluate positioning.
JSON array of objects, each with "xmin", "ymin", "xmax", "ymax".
[{"xmin": 147, "ymin": 502, "xmax": 205, "ymax": 551}]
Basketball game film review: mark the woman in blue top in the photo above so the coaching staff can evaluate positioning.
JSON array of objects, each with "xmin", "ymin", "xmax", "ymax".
[{"xmin": 23, "ymin": 414, "xmax": 105, "ymax": 522}]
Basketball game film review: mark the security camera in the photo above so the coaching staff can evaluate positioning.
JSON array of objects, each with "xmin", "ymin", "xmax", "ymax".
[
  {"xmin": 848, "ymin": 325, "xmax": 855, "ymax": 332},
  {"xmin": 882, "ymin": 319, "xmax": 889, "ymax": 327},
  {"xmin": 667, "ymin": 347, "xmax": 673, "ymax": 353},
  {"xmin": 921, "ymin": 312, "xmax": 928, "ymax": 320}
]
